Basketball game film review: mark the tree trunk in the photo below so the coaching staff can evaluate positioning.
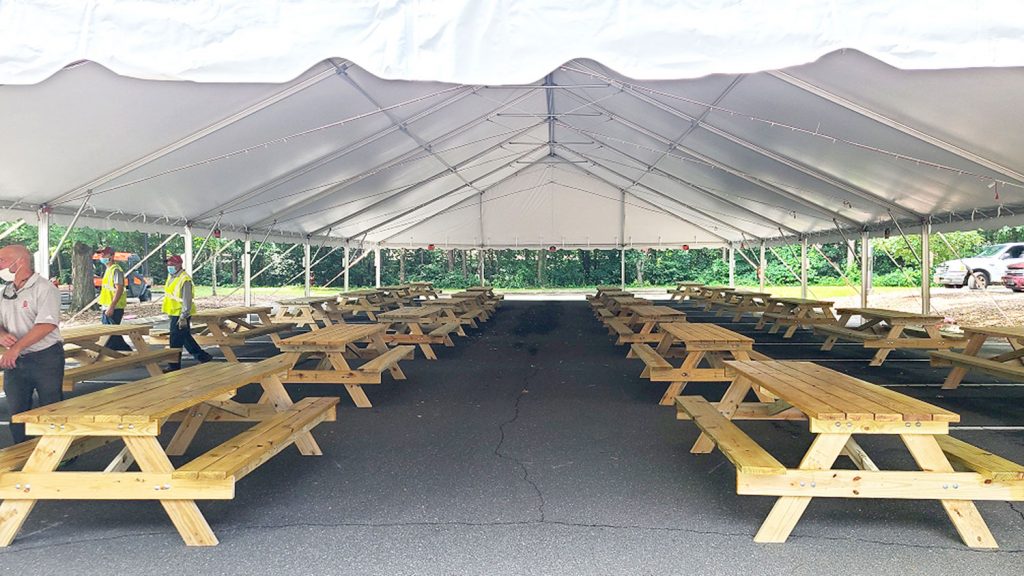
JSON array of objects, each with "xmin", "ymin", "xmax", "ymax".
[
  {"xmin": 461, "ymin": 249, "xmax": 468, "ymax": 279},
  {"xmin": 399, "ymin": 248, "xmax": 406, "ymax": 282},
  {"xmin": 71, "ymin": 241, "xmax": 95, "ymax": 311},
  {"xmin": 537, "ymin": 249, "xmax": 546, "ymax": 286},
  {"xmin": 446, "ymin": 249, "xmax": 455, "ymax": 273},
  {"xmin": 635, "ymin": 251, "xmax": 646, "ymax": 285},
  {"xmin": 231, "ymin": 258, "xmax": 238, "ymax": 284}
]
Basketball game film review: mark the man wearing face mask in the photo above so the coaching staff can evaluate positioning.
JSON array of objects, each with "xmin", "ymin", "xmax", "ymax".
[
  {"xmin": 96, "ymin": 246, "xmax": 132, "ymax": 351},
  {"xmin": 162, "ymin": 254, "xmax": 212, "ymax": 371},
  {"xmin": 0, "ymin": 244, "xmax": 64, "ymax": 445}
]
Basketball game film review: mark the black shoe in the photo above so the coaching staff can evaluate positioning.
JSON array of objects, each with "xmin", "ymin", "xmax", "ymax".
[
  {"xmin": 165, "ymin": 363, "xmax": 181, "ymax": 372},
  {"xmin": 197, "ymin": 354, "xmax": 214, "ymax": 364}
]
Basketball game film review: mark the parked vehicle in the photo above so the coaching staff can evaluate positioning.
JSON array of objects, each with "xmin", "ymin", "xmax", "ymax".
[
  {"xmin": 91, "ymin": 252, "xmax": 153, "ymax": 301},
  {"xmin": 1003, "ymin": 261, "xmax": 1024, "ymax": 292},
  {"xmin": 933, "ymin": 243, "xmax": 1024, "ymax": 289}
]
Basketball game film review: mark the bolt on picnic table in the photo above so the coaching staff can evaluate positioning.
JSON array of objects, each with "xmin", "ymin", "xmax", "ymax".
[
  {"xmin": 676, "ymin": 360, "xmax": 1024, "ymax": 548},
  {"xmin": 0, "ymin": 358, "xmax": 337, "ymax": 546}
]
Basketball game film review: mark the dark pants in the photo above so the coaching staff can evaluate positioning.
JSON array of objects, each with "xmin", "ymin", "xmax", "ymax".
[
  {"xmin": 4, "ymin": 343, "xmax": 65, "ymax": 445},
  {"xmin": 100, "ymin": 307, "xmax": 133, "ymax": 351},
  {"xmin": 167, "ymin": 315, "xmax": 212, "ymax": 369}
]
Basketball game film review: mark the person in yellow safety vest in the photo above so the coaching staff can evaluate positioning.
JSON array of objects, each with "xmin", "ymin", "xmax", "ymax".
[
  {"xmin": 162, "ymin": 254, "xmax": 212, "ymax": 371},
  {"xmin": 96, "ymin": 246, "xmax": 132, "ymax": 351}
]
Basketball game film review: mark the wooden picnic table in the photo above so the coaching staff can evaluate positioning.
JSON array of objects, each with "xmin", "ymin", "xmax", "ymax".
[
  {"xmin": 380, "ymin": 285, "xmax": 415, "ymax": 307},
  {"xmin": 675, "ymin": 360, "xmax": 1018, "ymax": 548},
  {"xmin": 60, "ymin": 324, "xmax": 178, "ymax": 391},
  {"xmin": 713, "ymin": 290, "xmax": 772, "ymax": 322},
  {"xmin": 668, "ymin": 281, "xmax": 704, "ymax": 301},
  {"xmin": 407, "ymin": 282, "xmax": 440, "ymax": 300},
  {"xmin": 0, "ymin": 358, "xmax": 336, "ymax": 546},
  {"xmin": 607, "ymin": 296, "xmax": 648, "ymax": 315},
  {"xmin": 624, "ymin": 305, "xmax": 687, "ymax": 334},
  {"xmin": 931, "ymin": 325, "xmax": 1024, "ymax": 389},
  {"xmin": 377, "ymin": 306, "xmax": 461, "ymax": 360},
  {"xmin": 276, "ymin": 324, "xmax": 414, "ymax": 408},
  {"xmin": 273, "ymin": 295, "xmax": 344, "ymax": 330},
  {"xmin": 189, "ymin": 306, "xmax": 295, "ymax": 362},
  {"xmin": 632, "ymin": 322, "xmax": 763, "ymax": 405},
  {"xmin": 338, "ymin": 290, "xmax": 387, "ymax": 320},
  {"xmin": 818, "ymin": 307, "xmax": 960, "ymax": 366},
  {"xmin": 421, "ymin": 299, "xmax": 487, "ymax": 329},
  {"xmin": 698, "ymin": 286, "xmax": 735, "ymax": 310},
  {"xmin": 756, "ymin": 297, "xmax": 837, "ymax": 338}
]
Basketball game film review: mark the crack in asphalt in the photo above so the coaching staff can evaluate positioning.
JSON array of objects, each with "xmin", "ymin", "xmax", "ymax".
[{"xmin": 493, "ymin": 364, "xmax": 546, "ymax": 522}]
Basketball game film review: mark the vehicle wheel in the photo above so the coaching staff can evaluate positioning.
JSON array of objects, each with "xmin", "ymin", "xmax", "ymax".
[
  {"xmin": 968, "ymin": 271, "xmax": 990, "ymax": 290},
  {"xmin": 942, "ymin": 284, "xmax": 956, "ymax": 289}
]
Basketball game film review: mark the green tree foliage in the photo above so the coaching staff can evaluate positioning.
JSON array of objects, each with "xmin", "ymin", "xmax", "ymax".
[{"xmin": 2, "ymin": 220, "xmax": 1021, "ymax": 290}]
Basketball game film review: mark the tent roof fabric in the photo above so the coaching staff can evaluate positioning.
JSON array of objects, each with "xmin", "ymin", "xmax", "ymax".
[{"xmin": 2, "ymin": 2, "xmax": 1023, "ymax": 248}]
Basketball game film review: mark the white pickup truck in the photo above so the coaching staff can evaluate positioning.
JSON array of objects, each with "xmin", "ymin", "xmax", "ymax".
[{"xmin": 933, "ymin": 243, "xmax": 1024, "ymax": 289}]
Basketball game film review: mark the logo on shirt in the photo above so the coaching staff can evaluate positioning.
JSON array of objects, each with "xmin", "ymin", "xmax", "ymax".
[{"xmin": 22, "ymin": 300, "xmax": 28, "ymax": 309}]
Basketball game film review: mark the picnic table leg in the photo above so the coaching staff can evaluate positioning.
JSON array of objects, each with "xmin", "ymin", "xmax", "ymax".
[
  {"xmin": 407, "ymin": 324, "xmax": 437, "ymax": 360},
  {"xmin": 659, "ymin": 351, "xmax": 704, "ymax": 405},
  {"xmin": 941, "ymin": 333, "xmax": 987, "ymax": 390},
  {"xmin": 754, "ymin": 433, "xmax": 849, "ymax": 543},
  {"xmin": 370, "ymin": 333, "xmax": 406, "ymax": 380},
  {"xmin": 901, "ymin": 434, "xmax": 997, "ymax": 548},
  {"xmin": 260, "ymin": 373, "xmax": 322, "ymax": 456},
  {"xmin": 166, "ymin": 403, "xmax": 213, "ymax": 456},
  {"xmin": 869, "ymin": 325, "xmax": 904, "ymax": 366},
  {"xmin": 840, "ymin": 437, "xmax": 879, "ymax": 471},
  {"xmin": 782, "ymin": 309, "xmax": 805, "ymax": 339},
  {"xmin": 0, "ymin": 436, "xmax": 73, "ymax": 546},
  {"xmin": 691, "ymin": 376, "xmax": 753, "ymax": 453},
  {"xmin": 326, "ymin": 353, "xmax": 373, "ymax": 408},
  {"xmin": 124, "ymin": 436, "xmax": 218, "ymax": 546},
  {"xmin": 729, "ymin": 351, "xmax": 774, "ymax": 402}
]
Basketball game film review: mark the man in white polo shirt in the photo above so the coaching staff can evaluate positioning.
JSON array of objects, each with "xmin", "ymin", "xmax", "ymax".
[{"xmin": 0, "ymin": 244, "xmax": 64, "ymax": 445}]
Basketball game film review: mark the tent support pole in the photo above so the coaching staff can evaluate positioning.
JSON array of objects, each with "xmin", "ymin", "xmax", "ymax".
[
  {"xmin": 183, "ymin": 225, "xmax": 194, "ymax": 275},
  {"xmin": 800, "ymin": 237, "xmax": 808, "ymax": 298},
  {"xmin": 759, "ymin": 241, "xmax": 767, "ymax": 293},
  {"xmin": 860, "ymin": 230, "xmax": 872, "ymax": 307},
  {"xmin": 0, "ymin": 220, "xmax": 25, "ymax": 242},
  {"xmin": 921, "ymin": 220, "xmax": 931, "ymax": 315},
  {"xmin": 243, "ymin": 232, "xmax": 252, "ymax": 307},
  {"xmin": 35, "ymin": 208, "xmax": 49, "ymax": 277},
  {"xmin": 728, "ymin": 243, "xmax": 736, "ymax": 288},
  {"xmin": 304, "ymin": 238, "xmax": 312, "ymax": 297},
  {"xmin": 49, "ymin": 195, "xmax": 90, "ymax": 266},
  {"xmin": 374, "ymin": 246, "xmax": 381, "ymax": 288},
  {"xmin": 343, "ymin": 244, "xmax": 350, "ymax": 291},
  {"xmin": 478, "ymin": 250, "xmax": 485, "ymax": 285}
]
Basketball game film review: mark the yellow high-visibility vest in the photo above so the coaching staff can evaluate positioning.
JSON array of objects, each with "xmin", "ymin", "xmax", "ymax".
[
  {"xmin": 162, "ymin": 272, "xmax": 196, "ymax": 316},
  {"xmin": 98, "ymin": 263, "xmax": 127, "ymax": 309}
]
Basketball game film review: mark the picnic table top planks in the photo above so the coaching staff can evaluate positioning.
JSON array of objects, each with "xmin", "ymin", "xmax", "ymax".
[{"xmin": 659, "ymin": 322, "xmax": 754, "ymax": 346}]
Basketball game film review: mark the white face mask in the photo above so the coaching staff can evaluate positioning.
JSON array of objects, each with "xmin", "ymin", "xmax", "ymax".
[{"xmin": 0, "ymin": 262, "xmax": 19, "ymax": 283}]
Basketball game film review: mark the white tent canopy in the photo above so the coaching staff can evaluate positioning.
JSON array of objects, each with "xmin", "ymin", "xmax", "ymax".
[{"xmin": 2, "ymin": 1, "xmax": 1024, "ymax": 251}]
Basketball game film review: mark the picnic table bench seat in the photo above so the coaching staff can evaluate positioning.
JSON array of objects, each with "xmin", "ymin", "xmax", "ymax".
[
  {"xmin": 815, "ymin": 324, "xmax": 886, "ymax": 342},
  {"xmin": 675, "ymin": 396, "xmax": 786, "ymax": 476},
  {"xmin": 935, "ymin": 436, "xmax": 1024, "ymax": 481},
  {"xmin": 930, "ymin": 350, "xmax": 1024, "ymax": 382},
  {"xmin": 62, "ymin": 347, "xmax": 181, "ymax": 391},
  {"xmin": 358, "ymin": 345, "xmax": 415, "ymax": 375},
  {"xmin": 628, "ymin": 343, "xmax": 672, "ymax": 370},
  {"xmin": 173, "ymin": 396, "xmax": 338, "ymax": 482},
  {"xmin": 149, "ymin": 323, "xmax": 208, "ymax": 340}
]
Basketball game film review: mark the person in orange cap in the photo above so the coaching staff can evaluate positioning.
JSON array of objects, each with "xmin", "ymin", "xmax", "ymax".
[{"xmin": 162, "ymin": 254, "xmax": 212, "ymax": 370}]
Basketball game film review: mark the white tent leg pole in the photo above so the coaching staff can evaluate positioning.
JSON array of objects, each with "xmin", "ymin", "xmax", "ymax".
[
  {"xmin": 620, "ymin": 247, "xmax": 626, "ymax": 288},
  {"xmin": 183, "ymin": 225, "xmax": 193, "ymax": 275},
  {"xmin": 800, "ymin": 237, "xmax": 808, "ymax": 298},
  {"xmin": 374, "ymin": 246, "xmax": 381, "ymax": 288},
  {"xmin": 343, "ymin": 244, "xmax": 350, "ymax": 291},
  {"xmin": 303, "ymin": 239, "xmax": 311, "ymax": 297},
  {"xmin": 860, "ymin": 230, "xmax": 872, "ymax": 307},
  {"xmin": 243, "ymin": 233, "xmax": 252, "ymax": 307},
  {"xmin": 35, "ymin": 208, "xmax": 49, "ymax": 277},
  {"xmin": 728, "ymin": 243, "xmax": 736, "ymax": 288},
  {"xmin": 921, "ymin": 220, "xmax": 931, "ymax": 315},
  {"xmin": 478, "ymin": 249, "xmax": 485, "ymax": 285},
  {"xmin": 759, "ymin": 241, "xmax": 766, "ymax": 293}
]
